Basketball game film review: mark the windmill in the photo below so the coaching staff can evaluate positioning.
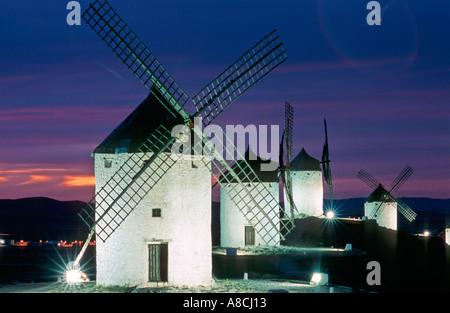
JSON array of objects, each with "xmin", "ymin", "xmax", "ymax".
[
  {"xmin": 220, "ymin": 148, "xmax": 281, "ymax": 248},
  {"xmin": 71, "ymin": 0, "xmax": 294, "ymax": 286},
  {"xmin": 279, "ymin": 104, "xmax": 324, "ymax": 218},
  {"xmin": 279, "ymin": 101, "xmax": 299, "ymax": 219},
  {"xmin": 321, "ymin": 118, "xmax": 333, "ymax": 212},
  {"xmin": 357, "ymin": 165, "xmax": 417, "ymax": 230}
]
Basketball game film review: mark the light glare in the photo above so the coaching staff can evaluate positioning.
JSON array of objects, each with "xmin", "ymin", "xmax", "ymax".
[
  {"xmin": 65, "ymin": 269, "xmax": 89, "ymax": 284},
  {"xmin": 310, "ymin": 272, "xmax": 329, "ymax": 286},
  {"xmin": 311, "ymin": 273, "xmax": 322, "ymax": 283},
  {"xmin": 326, "ymin": 211, "xmax": 335, "ymax": 219}
]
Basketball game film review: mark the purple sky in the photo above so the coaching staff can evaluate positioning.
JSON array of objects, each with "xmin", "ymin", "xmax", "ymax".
[{"xmin": 0, "ymin": 0, "xmax": 449, "ymax": 201}]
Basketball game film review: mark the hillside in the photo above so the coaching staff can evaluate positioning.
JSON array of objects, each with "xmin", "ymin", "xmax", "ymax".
[
  {"xmin": 0, "ymin": 197, "xmax": 88, "ymax": 241},
  {"xmin": 0, "ymin": 197, "xmax": 449, "ymax": 242}
]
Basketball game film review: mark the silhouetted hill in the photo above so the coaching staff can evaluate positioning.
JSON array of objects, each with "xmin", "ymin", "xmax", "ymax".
[
  {"xmin": 1, "ymin": 197, "xmax": 449, "ymax": 242},
  {"xmin": 0, "ymin": 197, "xmax": 88, "ymax": 241}
]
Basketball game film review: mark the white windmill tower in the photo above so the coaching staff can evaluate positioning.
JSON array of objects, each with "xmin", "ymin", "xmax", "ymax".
[
  {"xmin": 288, "ymin": 148, "xmax": 324, "ymax": 217},
  {"xmin": 357, "ymin": 165, "xmax": 417, "ymax": 231},
  {"xmin": 280, "ymin": 103, "xmax": 324, "ymax": 218},
  {"xmin": 220, "ymin": 148, "xmax": 280, "ymax": 248},
  {"xmin": 72, "ymin": 0, "xmax": 294, "ymax": 287}
]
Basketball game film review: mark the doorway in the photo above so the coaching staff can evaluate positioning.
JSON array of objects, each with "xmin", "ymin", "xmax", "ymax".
[
  {"xmin": 245, "ymin": 226, "xmax": 255, "ymax": 246},
  {"xmin": 148, "ymin": 242, "xmax": 168, "ymax": 282}
]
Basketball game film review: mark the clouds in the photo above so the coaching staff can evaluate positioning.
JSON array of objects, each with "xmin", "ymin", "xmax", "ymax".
[
  {"xmin": 0, "ymin": 0, "xmax": 448, "ymax": 200},
  {"xmin": 0, "ymin": 166, "xmax": 94, "ymax": 201}
]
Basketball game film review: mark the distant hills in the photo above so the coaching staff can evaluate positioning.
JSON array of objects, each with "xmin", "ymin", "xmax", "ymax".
[
  {"xmin": 0, "ymin": 197, "xmax": 88, "ymax": 241},
  {"xmin": 0, "ymin": 197, "xmax": 449, "ymax": 242}
]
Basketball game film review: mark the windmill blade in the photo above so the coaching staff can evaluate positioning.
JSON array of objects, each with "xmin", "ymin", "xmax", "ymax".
[
  {"xmin": 284, "ymin": 101, "xmax": 293, "ymax": 165},
  {"xmin": 279, "ymin": 129, "xmax": 285, "ymax": 172},
  {"xmin": 281, "ymin": 103, "xmax": 298, "ymax": 217},
  {"xmin": 78, "ymin": 123, "xmax": 184, "ymax": 242},
  {"xmin": 321, "ymin": 118, "xmax": 334, "ymax": 208},
  {"xmin": 196, "ymin": 125, "xmax": 295, "ymax": 245},
  {"xmin": 371, "ymin": 190, "xmax": 417, "ymax": 222},
  {"xmin": 321, "ymin": 118, "xmax": 330, "ymax": 174},
  {"xmin": 81, "ymin": 0, "xmax": 196, "ymax": 242},
  {"xmin": 357, "ymin": 169, "xmax": 382, "ymax": 190},
  {"xmin": 395, "ymin": 198, "xmax": 417, "ymax": 222},
  {"xmin": 283, "ymin": 170, "xmax": 299, "ymax": 218},
  {"xmin": 390, "ymin": 165, "xmax": 414, "ymax": 193},
  {"xmin": 323, "ymin": 161, "xmax": 334, "ymax": 208},
  {"xmin": 192, "ymin": 29, "xmax": 288, "ymax": 127},
  {"xmin": 278, "ymin": 133, "xmax": 297, "ymax": 218},
  {"xmin": 83, "ymin": 0, "xmax": 190, "ymax": 121},
  {"xmin": 368, "ymin": 200, "xmax": 388, "ymax": 219}
]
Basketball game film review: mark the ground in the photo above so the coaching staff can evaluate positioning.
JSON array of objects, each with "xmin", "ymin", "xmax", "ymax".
[
  {"xmin": 0, "ymin": 278, "xmax": 361, "ymax": 293},
  {"xmin": 212, "ymin": 245, "xmax": 362, "ymax": 256},
  {"xmin": 0, "ymin": 245, "xmax": 367, "ymax": 293}
]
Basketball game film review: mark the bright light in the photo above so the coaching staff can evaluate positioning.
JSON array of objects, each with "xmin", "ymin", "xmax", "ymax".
[
  {"xmin": 311, "ymin": 273, "xmax": 322, "ymax": 283},
  {"xmin": 65, "ymin": 269, "xmax": 89, "ymax": 284},
  {"xmin": 424, "ymin": 230, "xmax": 430, "ymax": 237},
  {"xmin": 310, "ymin": 272, "xmax": 329, "ymax": 286},
  {"xmin": 65, "ymin": 261, "xmax": 89, "ymax": 284},
  {"xmin": 326, "ymin": 211, "xmax": 335, "ymax": 219}
]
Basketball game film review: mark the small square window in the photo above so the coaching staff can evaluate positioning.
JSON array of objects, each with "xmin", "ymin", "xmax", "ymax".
[
  {"xmin": 104, "ymin": 158, "xmax": 112, "ymax": 168},
  {"xmin": 152, "ymin": 208, "xmax": 161, "ymax": 217}
]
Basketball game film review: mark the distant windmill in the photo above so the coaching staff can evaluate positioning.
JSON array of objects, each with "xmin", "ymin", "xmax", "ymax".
[
  {"xmin": 220, "ymin": 148, "xmax": 281, "ymax": 248},
  {"xmin": 280, "ymin": 103, "xmax": 323, "ymax": 218},
  {"xmin": 320, "ymin": 118, "xmax": 334, "ymax": 211},
  {"xmin": 357, "ymin": 165, "xmax": 417, "ymax": 230},
  {"xmin": 72, "ymin": 0, "xmax": 293, "ymax": 287}
]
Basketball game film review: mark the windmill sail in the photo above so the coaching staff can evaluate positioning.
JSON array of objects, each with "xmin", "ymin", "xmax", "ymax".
[
  {"xmin": 193, "ymin": 30, "xmax": 288, "ymax": 127},
  {"xmin": 278, "ymin": 102, "xmax": 299, "ymax": 218},
  {"xmin": 77, "ymin": 0, "xmax": 292, "ymax": 263},
  {"xmin": 357, "ymin": 166, "xmax": 417, "ymax": 222},
  {"xmin": 321, "ymin": 118, "xmax": 333, "ymax": 207}
]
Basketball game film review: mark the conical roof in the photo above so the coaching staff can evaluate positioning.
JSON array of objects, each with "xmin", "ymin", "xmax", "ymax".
[
  {"xmin": 366, "ymin": 184, "xmax": 395, "ymax": 203},
  {"xmin": 93, "ymin": 88, "xmax": 185, "ymax": 154},
  {"xmin": 290, "ymin": 148, "xmax": 321, "ymax": 171},
  {"xmin": 220, "ymin": 147, "xmax": 279, "ymax": 183}
]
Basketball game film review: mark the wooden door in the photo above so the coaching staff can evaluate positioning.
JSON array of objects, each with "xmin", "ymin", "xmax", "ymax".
[
  {"xmin": 245, "ymin": 226, "xmax": 255, "ymax": 246},
  {"xmin": 148, "ymin": 243, "xmax": 168, "ymax": 282}
]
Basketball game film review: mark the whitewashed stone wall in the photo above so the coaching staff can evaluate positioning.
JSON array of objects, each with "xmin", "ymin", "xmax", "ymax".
[
  {"xmin": 94, "ymin": 152, "xmax": 212, "ymax": 287},
  {"xmin": 220, "ymin": 182, "xmax": 280, "ymax": 247},
  {"xmin": 364, "ymin": 201, "xmax": 398, "ymax": 231},
  {"xmin": 284, "ymin": 171, "xmax": 323, "ymax": 218}
]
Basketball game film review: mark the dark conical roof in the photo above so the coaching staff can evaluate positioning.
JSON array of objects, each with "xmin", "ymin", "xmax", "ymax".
[
  {"xmin": 93, "ymin": 88, "xmax": 185, "ymax": 154},
  {"xmin": 290, "ymin": 148, "xmax": 321, "ymax": 171},
  {"xmin": 366, "ymin": 184, "xmax": 395, "ymax": 203},
  {"xmin": 220, "ymin": 147, "xmax": 279, "ymax": 183}
]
